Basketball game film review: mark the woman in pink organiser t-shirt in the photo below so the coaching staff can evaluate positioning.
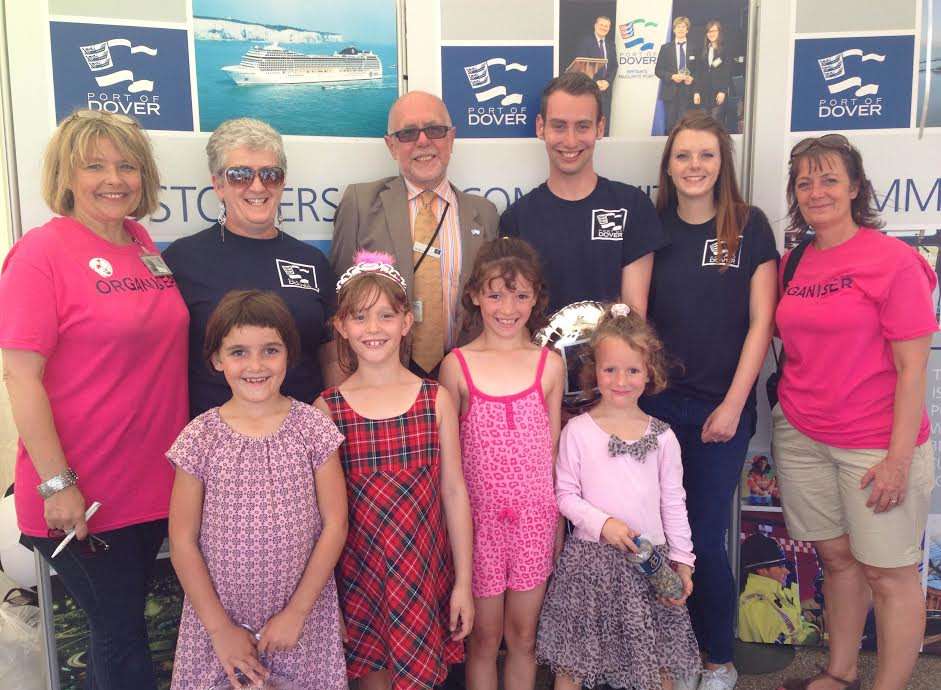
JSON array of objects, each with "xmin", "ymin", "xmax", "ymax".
[
  {"xmin": 773, "ymin": 134, "xmax": 937, "ymax": 690},
  {"xmin": 0, "ymin": 110, "xmax": 188, "ymax": 689}
]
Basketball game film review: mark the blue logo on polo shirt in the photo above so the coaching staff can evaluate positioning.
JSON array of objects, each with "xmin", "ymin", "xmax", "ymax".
[
  {"xmin": 791, "ymin": 35, "xmax": 914, "ymax": 131},
  {"xmin": 50, "ymin": 22, "xmax": 194, "ymax": 131},
  {"xmin": 442, "ymin": 45, "xmax": 553, "ymax": 138}
]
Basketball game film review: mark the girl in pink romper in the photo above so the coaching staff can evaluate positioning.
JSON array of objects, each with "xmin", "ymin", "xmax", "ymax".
[{"xmin": 440, "ymin": 238, "xmax": 566, "ymax": 690}]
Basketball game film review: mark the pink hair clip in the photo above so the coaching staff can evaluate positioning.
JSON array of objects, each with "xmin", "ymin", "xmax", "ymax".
[{"xmin": 335, "ymin": 249, "xmax": 408, "ymax": 294}]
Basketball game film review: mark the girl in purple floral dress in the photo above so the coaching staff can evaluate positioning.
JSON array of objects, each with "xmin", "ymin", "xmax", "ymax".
[{"xmin": 167, "ymin": 290, "xmax": 349, "ymax": 690}]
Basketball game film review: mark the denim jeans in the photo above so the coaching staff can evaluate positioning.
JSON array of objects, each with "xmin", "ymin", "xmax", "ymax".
[
  {"xmin": 641, "ymin": 390, "xmax": 755, "ymax": 665},
  {"xmin": 28, "ymin": 519, "xmax": 167, "ymax": 690}
]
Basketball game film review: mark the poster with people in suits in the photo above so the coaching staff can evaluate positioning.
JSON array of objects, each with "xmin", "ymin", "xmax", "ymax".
[{"xmin": 557, "ymin": 0, "xmax": 750, "ymax": 137}]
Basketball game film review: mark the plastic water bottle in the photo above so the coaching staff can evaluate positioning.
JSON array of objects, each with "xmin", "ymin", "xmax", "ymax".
[{"xmin": 625, "ymin": 536, "xmax": 685, "ymax": 600}]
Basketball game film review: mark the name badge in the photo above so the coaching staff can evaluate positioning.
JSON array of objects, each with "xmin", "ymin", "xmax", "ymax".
[
  {"xmin": 139, "ymin": 253, "xmax": 173, "ymax": 277},
  {"xmin": 412, "ymin": 299, "xmax": 424, "ymax": 323},
  {"xmin": 413, "ymin": 242, "xmax": 442, "ymax": 260}
]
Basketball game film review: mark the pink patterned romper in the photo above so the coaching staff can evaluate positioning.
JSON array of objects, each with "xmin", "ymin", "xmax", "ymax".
[{"xmin": 453, "ymin": 347, "xmax": 558, "ymax": 598}]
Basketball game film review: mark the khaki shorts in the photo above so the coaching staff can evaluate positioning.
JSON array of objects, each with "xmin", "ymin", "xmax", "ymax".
[{"xmin": 771, "ymin": 404, "xmax": 934, "ymax": 568}]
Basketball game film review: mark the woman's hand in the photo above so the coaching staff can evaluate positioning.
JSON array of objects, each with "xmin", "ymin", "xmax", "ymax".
[
  {"xmin": 861, "ymin": 455, "xmax": 911, "ymax": 513},
  {"xmin": 209, "ymin": 622, "xmax": 268, "ymax": 689},
  {"xmin": 601, "ymin": 518, "xmax": 639, "ymax": 553},
  {"xmin": 701, "ymin": 400, "xmax": 742, "ymax": 443},
  {"xmin": 44, "ymin": 485, "xmax": 88, "ymax": 538},
  {"xmin": 449, "ymin": 583, "xmax": 474, "ymax": 641},
  {"xmin": 663, "ymin": 563, "xmax": 694, "ymax": 606},
  {"xmin": 258, "ymin": 606, "xmax": 306, "ymax": 654}
]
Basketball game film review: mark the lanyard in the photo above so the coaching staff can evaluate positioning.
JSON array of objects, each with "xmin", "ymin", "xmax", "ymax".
[{"xmin": 413, "ymin": 199, "xmax": 451, "ymax": 272}]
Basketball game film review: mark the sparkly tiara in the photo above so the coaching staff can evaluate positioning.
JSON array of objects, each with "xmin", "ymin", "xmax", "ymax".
[{"xmin": 335, "ymin": 250, "xmax": 408, "ymax": 294}]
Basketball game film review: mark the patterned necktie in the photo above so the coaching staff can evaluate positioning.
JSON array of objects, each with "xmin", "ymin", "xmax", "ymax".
[{"xmin": 411, "ymin": 190, "xmax": 445, "ymax": 373}]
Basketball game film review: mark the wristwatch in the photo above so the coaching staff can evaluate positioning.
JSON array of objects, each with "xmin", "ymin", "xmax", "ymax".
[{"xmin": 36, "ymin": 468, "xmax": 78, "ymax": 499}]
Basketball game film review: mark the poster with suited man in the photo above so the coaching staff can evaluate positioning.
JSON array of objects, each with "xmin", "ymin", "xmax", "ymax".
[{"xmin": 570, "ymin": 14, "xmax": 619, "ymax": 134}]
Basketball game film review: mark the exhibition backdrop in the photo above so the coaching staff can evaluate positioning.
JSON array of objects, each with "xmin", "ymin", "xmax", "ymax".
[{"xmin": 2, "ymin": 1, "xmax": 940, "ymax": 684}]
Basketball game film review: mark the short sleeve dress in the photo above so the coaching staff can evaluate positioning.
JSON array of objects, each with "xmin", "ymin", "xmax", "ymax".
[
  {"xmin": 322, "ymin": 380, "xmax": 462, "ymax": 690},
  {"xmin": 167, "ymin": 399, "xmax": 347, "ymax": 690}
]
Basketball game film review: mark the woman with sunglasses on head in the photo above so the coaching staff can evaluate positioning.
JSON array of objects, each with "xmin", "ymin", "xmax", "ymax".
[
  {"xmin": 0, "ymin": 109, "xmax": 188, "ymax": 689},
  {"xmin": 163, "ymin": 118, "xmax": 339, "ymax": 417},
  {"xmin": 642, "ymin": 111, "xmax": 778, "ymax": 690},
  {"xmin": 772, "ymin": 135, "xmax": 936, "ymax": 690}
]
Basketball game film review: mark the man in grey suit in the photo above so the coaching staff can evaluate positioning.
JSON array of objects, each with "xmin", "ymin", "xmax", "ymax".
[{"xmin": 331, "ymin": 91, "xmax": 499, "ymax": 377}]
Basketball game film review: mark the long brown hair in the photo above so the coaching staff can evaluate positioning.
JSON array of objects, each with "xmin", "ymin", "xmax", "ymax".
[
  {"xmin": 461, "ymin": 237, "xmax": 549, "ymax": 334},
  {"xmin": 703, "ymin": 20, "xmax": 723, "ymax": 55},
  {"xmin": 656, "ymin": 110, "xmax": 748, "ymax": 269}
]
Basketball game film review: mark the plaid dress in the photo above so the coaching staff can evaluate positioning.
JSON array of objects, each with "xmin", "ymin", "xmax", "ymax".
[{"xmin": 323, "ymin": 380, "xmax": 463, "ymax": 689}]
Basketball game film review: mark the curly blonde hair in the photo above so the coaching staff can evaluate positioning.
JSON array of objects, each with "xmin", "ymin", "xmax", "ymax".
[{"xmin": 579, "ymin": 304, "xmax": 669, "ymax": 396}]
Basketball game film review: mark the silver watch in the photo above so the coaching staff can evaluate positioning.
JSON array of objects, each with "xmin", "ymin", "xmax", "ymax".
[{"xmin": 36, "ymin": 468, "xmax": 78, "ymax": 499}]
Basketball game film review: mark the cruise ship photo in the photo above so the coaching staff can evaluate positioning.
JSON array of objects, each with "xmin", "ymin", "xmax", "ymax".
[{"xmin": 222, "ymin": 43, "xmax": 383, "ymax": 85}]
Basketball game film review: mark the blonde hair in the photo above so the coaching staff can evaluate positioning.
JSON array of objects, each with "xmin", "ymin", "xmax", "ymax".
[
  {"xmin": 333, "ymin": 273, "xmax": 411, "ymax": 375},
  {"xmin": 673, "ymin": 16, "xmax": 691, "ymax": 30},
  {"xmin": 579, "ymin": 305, "xmax": 669, "ymax": 396},
  {"xmin": 41, "ymin": 110, "xmax": 160, "ymax": 218}
]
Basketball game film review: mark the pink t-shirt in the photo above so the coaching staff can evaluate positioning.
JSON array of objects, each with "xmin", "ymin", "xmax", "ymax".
[
  {"xmin": 556, "ymin": 412, "xmax": 695, "ymax": 567},
  {"xmin": 776, "ymin": 228, "xmax": 937, "ymax": 449},
  {"xmin": 0, "ymin": 217, "xmax": 189, "ymax": 537}
]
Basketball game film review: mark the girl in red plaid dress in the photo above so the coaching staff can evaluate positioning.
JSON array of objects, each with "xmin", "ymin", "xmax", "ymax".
[{"xmin": 319, "ymin": 251, "xmax": 475, "ymax": 690}]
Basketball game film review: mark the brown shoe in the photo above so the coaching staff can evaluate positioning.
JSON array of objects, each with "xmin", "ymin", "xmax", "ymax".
[{"xmin": 779, "ymin": 667, "xmax": 860, "ymax": 690}]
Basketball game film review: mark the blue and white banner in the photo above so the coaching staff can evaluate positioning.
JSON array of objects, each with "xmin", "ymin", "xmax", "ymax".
[
  {"xmin": 610, "ymin": 0, "xmax": 673, "ymax": 137},
  {"xmin": 791, "ymin": 35, "xmax": 915, "ymax": 132},
  {"xmin": 49, "ymin": 21, "xmax": 194, "ymax": 131},
  {"xmin": 441, "ymin": 45, "xmax": 553, "ymax": 138}
]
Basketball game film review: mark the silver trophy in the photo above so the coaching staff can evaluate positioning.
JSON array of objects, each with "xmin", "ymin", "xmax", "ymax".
[{"xmin": 533, "ymin": 301, "xmax": 606, "ymax": 413}]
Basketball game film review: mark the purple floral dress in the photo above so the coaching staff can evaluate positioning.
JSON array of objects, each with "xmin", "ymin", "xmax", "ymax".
[{"xmin": 167, "ymin": 399, "xmax": 347, "ymax": 690}]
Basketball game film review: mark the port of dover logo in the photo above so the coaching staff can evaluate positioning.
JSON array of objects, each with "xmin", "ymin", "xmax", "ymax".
[
  {"xmin": 441, "ymin": 46, "xmax": 553, "ymax": 138},
  {"xmin": 791, "ymin": 35, "xmax": 914, "ymax": 132},
  {"xmin": 617, "ymin": 19, "xmax": 659, "ymax": 77},
  {"xmin": 49, "ymin": 22, "xmax": 193, "ymax": 131}
]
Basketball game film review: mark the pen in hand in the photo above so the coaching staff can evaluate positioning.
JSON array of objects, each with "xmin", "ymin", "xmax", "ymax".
[{"xmin": 51, "ymin": 501, "xmax": 101, "ymax": 558}]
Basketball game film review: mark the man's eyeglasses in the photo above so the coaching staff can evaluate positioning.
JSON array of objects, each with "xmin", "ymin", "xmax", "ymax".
[
  {"xmin": 223, "ymin": 166, "xmax": 286, "ymax": 189},
  {"xmin": 790, "ymin": 134, "xmax": 851, "ymax": 159},
  {"xmin": 387, "ymin": 125, "xmax": 453, "ymax": 143}
]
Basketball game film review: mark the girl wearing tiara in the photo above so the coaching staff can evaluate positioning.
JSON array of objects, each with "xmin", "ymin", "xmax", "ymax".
[{"xmin": 318, "ymin": 250, "xmax": 475, "ymax": 690}]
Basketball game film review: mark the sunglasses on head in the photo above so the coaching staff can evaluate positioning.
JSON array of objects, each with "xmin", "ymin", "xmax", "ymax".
[
  {"xmin": 387, "ymin": 125, "xmax": 453, "ymax": 143},
  {"xmin": 223, "ymin": 165, "xmax": 286, "ymax": 189},
  {"xmin": 68, "ymin": 110, "xmax": 139, "ymax": 127},
  {"xmin": 790, "ymin": 133, "xmax": 851, "ymax": 159}
]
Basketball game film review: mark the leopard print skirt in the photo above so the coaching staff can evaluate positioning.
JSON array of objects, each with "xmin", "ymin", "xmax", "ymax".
[{"xmin": 536, "ymin": 537, "xmax": 701, "ymax": 689}]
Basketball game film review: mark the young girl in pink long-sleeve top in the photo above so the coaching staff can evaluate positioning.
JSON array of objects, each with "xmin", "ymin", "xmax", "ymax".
[{"xmin": 536, "ymin": 304, "xmax": 701, "ymax": 690}]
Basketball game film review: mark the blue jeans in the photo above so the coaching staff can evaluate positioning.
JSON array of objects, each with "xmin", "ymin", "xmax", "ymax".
[
  {"xmin": 641, "ymin": 391, "xmax": 755, "ymax": 665},
  {"xmin": 28, "ymin": 519, "xmax": 167, "ymax": 690}
]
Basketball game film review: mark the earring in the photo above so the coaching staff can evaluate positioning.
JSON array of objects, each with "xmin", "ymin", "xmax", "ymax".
[
  {"xmin": 217, "ymin": 201, "xmax": 227, "ymax": 242},
  {"xmin": 276, "ymin": 206, "xmax": 283, "ymax": 227}
]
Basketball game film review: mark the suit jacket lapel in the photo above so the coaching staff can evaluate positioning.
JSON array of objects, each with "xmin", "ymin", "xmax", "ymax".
[
  {"xmin": 379, "ymin": 177, "xmax": 415, "ymax": 298},
  {"xmin": 455, "ymin": 188, "xmax": 483, "ymax": 295}
]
